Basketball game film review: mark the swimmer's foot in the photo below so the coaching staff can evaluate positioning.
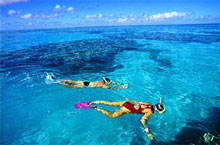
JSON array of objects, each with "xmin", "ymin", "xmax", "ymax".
[
  {"xmin": 122, "ymin": 84, "xmax": 128, "ymax": 88},
  {"xmin": 89, "ymin": 102, "xmax": 98, "ymax": 108},
  {"xmin": 76, "ymin": 102, "xmax": 96, "ymax": 109},
  {"xmin": 45, "ymin": 73, "xmax": 62, "ymax": 84}
]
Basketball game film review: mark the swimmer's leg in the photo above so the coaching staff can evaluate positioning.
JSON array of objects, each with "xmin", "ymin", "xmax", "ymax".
[
  {"xmin": 61, "ymin": 79, "xmax": 83, "ymax": 83},
  {"xmin": 91, "ymin": 101, "xmax": 125, "ymax": 107},
  {"xmin": 95, "ymin": 107, "xmax": 130, "ymax": 118},
  {"xmin": 59, "ymin": 80, "xmax": 84, "ymax": 88}
]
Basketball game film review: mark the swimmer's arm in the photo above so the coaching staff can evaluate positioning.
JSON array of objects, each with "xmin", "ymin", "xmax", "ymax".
[
  {"xmin": 141, "ymin": 114, "xmax": 154, "ymax": 140},
  {"xmin": 103, "ymin": 85, "xmax": 128, "ymax": 90},
  {"xmin": 61, "ymin": 79, "xmax": 76, "ymax": 83},
  {"xmin": 59, "ymin": 80, "xmax": 80, "ymax": 88},
  {"xmin": 110, "ymin": 81, "xmax": 124, "ymax": 85},
  {"xmin": 59, "ymin": 82, "xmax": 78, "ymax": 88},
  {"xmin": 110, "ymin": 82, "xmax": 128, "ymax": 88}
]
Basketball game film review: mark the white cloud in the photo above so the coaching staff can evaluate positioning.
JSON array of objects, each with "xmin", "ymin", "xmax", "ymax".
[
  {"xmin": 85, "ymin": 14, "xmax": 96, "ymax": 19},
  {"xmin": 21, "ymin": 13, "xmax": 33, "ymax": 19},
  {"xmin": 34, "ymin": 15, "xmax": 40, "ymax": 18},
  {"xmin": 130, "ymin": 18, "xmax": 136, "ymax": 21},
  {"xmin": 55, "ymin": 4, "xmax": 66, "ymax": 12},
  {"xmin": 118, "ymin": 18, "xmax": 127, "ymax": 23},
  {"xmin": 41, "ymin": 13, "xmax": 59, "ymax": 19},
  {"xmin": 85, "ymin": 14, "xmax": 94, "ymax": 19},
  {"xmin": 85, "ymin": 13, "xmax": 103, "ymax": 19},
  {"xmin": 143, "ymin": 14, "xmax": 148, "ymax": 18},
  {"xmin": 8, "ymin": 9, "xmax": 20, "ymax": 16},
  {"xmin": 199, "ymin": 16, "xmax": 204, "ymax": 19},
  {"xmin": 98, "ymin": 13, "xmax": 103, "ymax": 18},
  {"xmin": 150, "ymin": 11, "xmax": 187, "ymax": 20},
  {"xmin": 195, "ymin": 15, "xmax": 220, "ymax": 21},
  {"xmin": 0, "ymin": 0, "xmax": 29, "ymax": 5},
  {"xmin": 67, "ymin": 7, "xmax": 74, "ymax": 13},
  {"xmin": 145, "ymin": 17, "xmax": 149, "ymax": 21},
  {"xmin": 129, "ymin": 13, "xmax": 138, "ymax": 18},
  {"xmin": 55, "ymin": 5, "xmax": 61, "ymax": 10},
  {"xmin": 28, "ymin": 22, "xmax": 32, "ymax": 25},
  {"xmin": 19, "ymin": 12, "xmax": 60, "ymax": 20}
]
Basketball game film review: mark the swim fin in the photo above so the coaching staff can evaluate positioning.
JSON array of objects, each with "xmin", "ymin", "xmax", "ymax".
[{"xmin": 75, "ymin": 102, "xmax": 95, "ymax": 109}]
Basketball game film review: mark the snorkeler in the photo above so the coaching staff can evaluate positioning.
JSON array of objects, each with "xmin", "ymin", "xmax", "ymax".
[
  {"xmin": 45, "ymin": 73, "xmax": 128, "ymax": 89},
  {"xmin": 76, "ymin": 98, "xmax": 165, "ymax": 140}
]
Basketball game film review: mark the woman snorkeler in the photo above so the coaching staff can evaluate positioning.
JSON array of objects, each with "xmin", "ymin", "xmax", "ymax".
[
  {"xmin": 76, "ymin": 98, "xmax": 165, "ymax": 140},
  {"xmin": 45, "ymin": 73, "xmax": 128, "ymax": 89}
]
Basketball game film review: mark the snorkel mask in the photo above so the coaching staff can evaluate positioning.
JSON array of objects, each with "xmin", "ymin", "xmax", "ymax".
[
  {"xmin": 155, "ymin": 98, "xmax": 165, "ymax": 114},
  {"xmin": 103, "ymin": 77, "xmax": 112, "ymax": 84}
]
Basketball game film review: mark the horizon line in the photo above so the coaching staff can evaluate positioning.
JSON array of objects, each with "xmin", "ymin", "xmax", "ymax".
[{"xmin": 1, "ymin": 22, "xmax": 220, "ymax": 32}]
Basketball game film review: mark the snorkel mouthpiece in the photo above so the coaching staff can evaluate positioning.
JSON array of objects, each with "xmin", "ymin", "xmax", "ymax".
[
  {"xmin": 156, "ymin": 97, "xmax": 165, "ymax": 114},
  {"xmin": 158, "ymin": 106, "xmax": 165, "ymax": 114}
]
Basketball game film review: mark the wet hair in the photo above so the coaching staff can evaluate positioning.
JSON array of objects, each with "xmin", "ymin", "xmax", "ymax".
[
  {"xmin": 105, "ymin": 78, "xmax": 111, "ymax": 83},
  {"xmin": 155, "ymin": 103, "xmax": 164, "ymax": 112}
]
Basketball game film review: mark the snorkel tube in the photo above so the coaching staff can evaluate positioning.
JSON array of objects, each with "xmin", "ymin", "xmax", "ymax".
[{"xmin": 102, "ymin": 77, "xmax": 112, "ymax": 84}]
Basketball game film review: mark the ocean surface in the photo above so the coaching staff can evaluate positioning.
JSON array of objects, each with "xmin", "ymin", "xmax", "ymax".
[{"xmin": 1, "ymin": 24, "xmax": 220, "ymax": 145}]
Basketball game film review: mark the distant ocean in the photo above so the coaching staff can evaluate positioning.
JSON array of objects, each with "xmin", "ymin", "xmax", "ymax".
[{"xmin": 1, "ymin": 24, "xmax": 220, "ymax": 145}]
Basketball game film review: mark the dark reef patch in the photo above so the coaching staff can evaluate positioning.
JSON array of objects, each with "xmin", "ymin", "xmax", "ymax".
[
  {"xmin": 130, "ymin": 135, "xmax": 147, "ymax": 145},
  {"xmin": 150, "ymin": 107, "xmax": 220, "ymax": 145},
  {"xmin": 0, "ymin": 39, "xmax": 142, "ymax": 75},
  {"xmin": 147, "ymin": 49, "xmax": 172, "ymax": 68},
  {"xmin": 137, "ymin": 48, "xmax": 173, "ymax": 70},
  {"xmin": 103, "ymin": 27, "xmax": 220, "ymax": 44}
]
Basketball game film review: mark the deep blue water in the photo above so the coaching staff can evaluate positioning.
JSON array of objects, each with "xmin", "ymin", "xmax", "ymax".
[{"xmin": 1, "ymin": 24, "xmax": 220, "ymax": 145}]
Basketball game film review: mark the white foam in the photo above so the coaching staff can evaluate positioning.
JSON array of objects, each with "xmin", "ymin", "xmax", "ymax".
[{"xmin": 45, "ymin": 72, "xmax": 62, "ymax": 84}]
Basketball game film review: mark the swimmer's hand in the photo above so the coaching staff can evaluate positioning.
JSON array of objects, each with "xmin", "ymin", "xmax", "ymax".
[
  {"xmin": 147, "ymin": 133, "xmax": 154, "ymax": 140},
  {"xmin": 144, "ymin": 128, "xmax": 154, "ymax": 140},
  {"xmin": 122, "ymin": 84, "xmax": 128, "ymax": 88}
]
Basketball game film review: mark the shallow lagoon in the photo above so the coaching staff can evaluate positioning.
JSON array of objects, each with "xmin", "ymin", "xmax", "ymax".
[{"xmin": 1, "ymin": 24, "xmax": 220, "ymax": 145}]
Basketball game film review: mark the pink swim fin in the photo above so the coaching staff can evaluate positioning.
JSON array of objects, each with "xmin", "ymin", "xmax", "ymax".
[{"xmin": 75, "ymin": 102, "xmax": 95, "ymax": 109}]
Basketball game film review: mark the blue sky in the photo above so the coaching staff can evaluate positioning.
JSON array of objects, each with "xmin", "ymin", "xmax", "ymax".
[{"xmin": 1, "ymin": 0, "xmax": 220, "ymax": 30}]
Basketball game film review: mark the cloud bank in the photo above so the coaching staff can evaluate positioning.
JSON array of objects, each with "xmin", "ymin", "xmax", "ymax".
[
  {"xmin": 8, "ymin": 9, "xmax": 21, "ymax": 16},
  {"xmin": 0, "ymin": 0, "xmax": 29, "ymax": 5},
  {"xmin": 85, "ymin": 13, "xmax": 103, "ymax": 19},
  {"xmin": 118, "ymin": 18, "xmax": 127, "ymax": 23},
  {"xmin": 41, "ymin": 13, "xmax": 59, "ymax": 19},
  {"xmin": 116, "ymin": 11, "xmax": 189, "ymax": 24},
  {"xmin": 21, "ymin": 13, "xmax": 33, "ymax": 19},
  {"xmin": 150, "ymin": 11, "xmax": 188, "ymax": 20},
  {"xmin": 67, "ymin": 7, "xmax": 74, "ymax": 13},
  {"xmin": 54, "ymin": 4, "xmax": 66, "ymax": 12}
]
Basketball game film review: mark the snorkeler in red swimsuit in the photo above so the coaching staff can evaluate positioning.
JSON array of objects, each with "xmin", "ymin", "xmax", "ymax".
[{"xmin": 81, "ymin": 98, "xmax": 165, "ymax": 140}]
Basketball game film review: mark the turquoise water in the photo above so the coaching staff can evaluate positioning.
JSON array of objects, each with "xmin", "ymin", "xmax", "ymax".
[{"xmin": 1, "ymin": 24, "xmax": 220, "ymax": 145}]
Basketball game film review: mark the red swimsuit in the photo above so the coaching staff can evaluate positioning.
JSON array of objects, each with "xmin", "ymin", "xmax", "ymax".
[{"xmin": 122, "ymin": 102, "xmax": 154, "ymax": 114}]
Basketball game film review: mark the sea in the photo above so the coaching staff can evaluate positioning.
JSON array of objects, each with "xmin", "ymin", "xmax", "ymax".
[{"xmin": 1, "ymin": 24, "xmax": 220, "ymax": 145}]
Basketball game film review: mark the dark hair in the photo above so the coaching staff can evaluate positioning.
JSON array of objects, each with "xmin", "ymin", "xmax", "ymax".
[{"xmin": 155, "ymin": 103, "xmax": 164, "ymax": 111}]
